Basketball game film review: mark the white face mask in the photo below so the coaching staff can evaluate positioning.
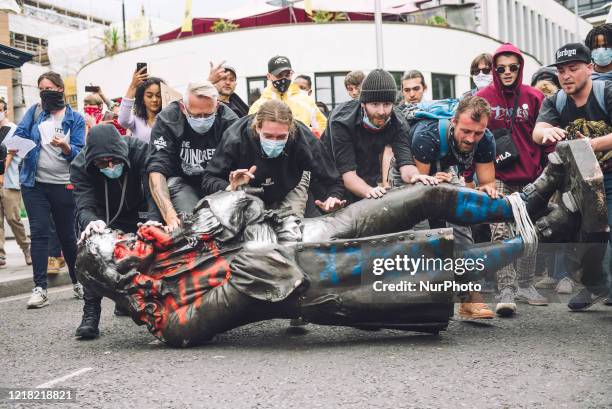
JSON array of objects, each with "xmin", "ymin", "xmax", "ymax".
[
  {"xmin": 0, "ymin": 112, "xmax": 5, "ymax": 121},
  {"xmin": 473, "ymin": 73, "xmax": 493, "ymax": 90}
]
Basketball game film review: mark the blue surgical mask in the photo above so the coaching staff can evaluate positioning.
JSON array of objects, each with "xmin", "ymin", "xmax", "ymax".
[
  {"xmin": 362, "ymin": 110, "xmax": 390, "ymax": 130},
  {"xmin": 260, "ymin": 137, "xmax": 287, "ymax": 158},
  {"xmin": 100, "ymin": 163, "xmax": 124, "ymax": 179},
  {"xmin": 187, "ymin": 112, "xmax": 216, "ymax": 134},
  {"xmin": 592, "ymin": 47, "xmax": 612, "ymax": 67}
]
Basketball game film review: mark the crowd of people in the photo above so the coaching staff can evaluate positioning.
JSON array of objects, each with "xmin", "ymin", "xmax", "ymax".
[{"xmin": 3, "ymin": 23, "xmax": 612, "ymax": 340}]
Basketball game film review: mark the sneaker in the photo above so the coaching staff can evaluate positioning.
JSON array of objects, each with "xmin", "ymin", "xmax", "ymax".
[
  {"xmin": 458, "ymin": 302, "xmax": 495, "ymax": 319},
  {"xmin": 515, "ymin": 285, "xmax": 548, "ymax": 306},
  {"xmin": 604, "ymin": 295, "xmax": 612, "ymax": 306},
  {"xmin": 73, "ymin": 283, "xmax": 84, "ymax": 299},
  {"xmin": 495, "ymin": 288, "xmax": 516, "ymax": 317},
  {"xmin": 47, "ymin": 257, "xmax": 60, "ymax": 276},
  {"xmin": 26, "ymin": 287, "xmax": 49, "ymax": 309},
  {"xmin": 568, "ymin": 288, "xmax": 607, "ymax": 311},
  {"xmin": 535, "ymin": 276, "xmax": 558, "ymax": 289},
  {"xmin": 555, "ymin": 277, "xmax": 574, "ymax": 294},
  {"xmin": 23, "ymin": 246, "xmax": 32, "ymax": 265}
]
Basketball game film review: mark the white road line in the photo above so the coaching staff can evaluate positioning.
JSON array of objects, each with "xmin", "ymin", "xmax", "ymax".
[
  {"xmin": 0, "ymin": 285, "xmax": 72, "ymax": 304},
  {"xmin": 36, "ymin": 367, "xmax": 93, "ymax": 388}
]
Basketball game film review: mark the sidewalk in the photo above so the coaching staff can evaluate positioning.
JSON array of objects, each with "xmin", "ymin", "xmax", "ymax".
[{"xmin": 0, "ymin": 239, "xmax": 72, "ymax": 298}]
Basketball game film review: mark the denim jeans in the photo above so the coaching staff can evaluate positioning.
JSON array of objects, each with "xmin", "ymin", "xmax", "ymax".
[
  {"xmin": 48, "ymin": 216, "xmax": 62, "ymax": 258},
  {"xmin": 22, "ymin": 183, "xmax": 78, "ymax": 289}
]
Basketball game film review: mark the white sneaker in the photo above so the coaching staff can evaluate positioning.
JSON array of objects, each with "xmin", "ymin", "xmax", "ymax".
[
  {"xmin": 555, "ymin": 277, "xmax": 574, "ymax": 294},
  {"xmin": 73, "ymin": 283, "xmax": 84, "ymax": 299},
  {"xmin": 27, "ymin": 287, "xmax": 49, "ymax": 309}
]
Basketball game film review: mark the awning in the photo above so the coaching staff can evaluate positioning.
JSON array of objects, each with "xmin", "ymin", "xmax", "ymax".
[{"xmin": 0, "ymin": 44, "xmax": 33, "ymax": 70}]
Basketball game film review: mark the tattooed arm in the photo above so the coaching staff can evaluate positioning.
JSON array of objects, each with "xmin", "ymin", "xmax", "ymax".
[{"xmin": 149, "ymin": 172, "xmax": 180, "ymax": 231}]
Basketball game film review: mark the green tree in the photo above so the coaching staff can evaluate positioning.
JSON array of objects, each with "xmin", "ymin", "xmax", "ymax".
[
  {"xmin": 309, "ymin": 11, "xmax": 348, "ymax": 23},
  {"xmin": 211, "ymin": 19, "xmax": 240, "ymax": 32}
]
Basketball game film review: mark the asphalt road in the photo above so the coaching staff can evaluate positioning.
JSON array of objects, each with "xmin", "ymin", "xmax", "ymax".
[{"xmin": 0, "ymin": 287, "xmax": 610, "ymax": 409}]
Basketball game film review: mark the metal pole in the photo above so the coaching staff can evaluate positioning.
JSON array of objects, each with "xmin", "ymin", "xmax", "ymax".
[
  {"xmin": 375, "ymin": 0, "xmax": 384, "ymax": 68},
  {"xmin": 575, "ymin": 0, "xmax": 580, "ymax": 42},
  {"xmin": 122, "ymin": 0, "xmax": 127, "ymax": 48}
]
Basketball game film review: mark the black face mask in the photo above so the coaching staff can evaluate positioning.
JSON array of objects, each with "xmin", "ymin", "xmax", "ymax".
[
  {"xmin": 40, "ymin": 90, "xmax": 65, "ymax": 112},
  {"xmin": 272, "ymin": 78, "xmax": 291, "ymax": 94}
]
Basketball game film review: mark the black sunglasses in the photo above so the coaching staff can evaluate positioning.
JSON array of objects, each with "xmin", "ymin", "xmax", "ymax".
[
  {"xmin": 495, "ymin": 64, "xmax": 520, "ymax": 74},
  {"xmin": 471, "ymin": 68, "xmax": 492, "ymax": 75}
]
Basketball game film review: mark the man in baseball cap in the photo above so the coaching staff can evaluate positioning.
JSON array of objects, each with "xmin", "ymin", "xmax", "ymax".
[
  {"xmin": 534, "ymin": 42, "xmax": 612, "ymax": 311},
  {"xmin": 249, "ymin": 55, "xmax": 327, "ymax": 134}
]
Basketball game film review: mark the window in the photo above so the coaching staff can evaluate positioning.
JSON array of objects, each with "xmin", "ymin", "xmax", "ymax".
[
  {"xmin": 314, "ymin": 72, "xmax": 351, "ymax": 110},
  {"xmin": 431, "ymin": 74, "xmax": 455, "ymax": 100},
  {"xmin": 246, "ymin": 76, "xmax": 266, "ymax": 105},
  {"xmin": 10, "ymin": 32, "xmax": 49, "ymax": 65}
]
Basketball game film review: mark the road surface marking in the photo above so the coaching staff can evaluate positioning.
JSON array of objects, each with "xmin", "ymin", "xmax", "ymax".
[
  {"xmin": 36, "ymin": 367, "xmax": 93, "ymax": 388},
  {"xmin": 0, "ymin": 285, "xmax": 72, "ymax": 304}
]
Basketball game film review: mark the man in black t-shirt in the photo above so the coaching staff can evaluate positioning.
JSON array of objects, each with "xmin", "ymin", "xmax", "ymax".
[
  {"xmin": 321, "ymin": 69, "xmax": 435, "ymax": 204},
  {"xmin": 534, "ymin": 43, "xmax": 612, "ymax": 309},
  {"xmin": 148, "ymin": 81, "xmax": 238, "ymax": 230}
]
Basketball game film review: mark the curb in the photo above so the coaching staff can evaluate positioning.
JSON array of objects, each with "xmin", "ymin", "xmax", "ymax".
[{"xmin": 0, "ymin": 272, "xmax": 73, "ymax": 298}]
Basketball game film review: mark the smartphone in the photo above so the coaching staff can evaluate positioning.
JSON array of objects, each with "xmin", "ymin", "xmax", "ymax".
[
  {"xmin": 85, "ymin": 85, "xmax": 100, "ymax": 92},
  {"xmin": 136, "ymin": 62, "xmax": 147, "ymax": 74},
  {"xmin": 102, "ymin": 111, "xmax": 116, "ymax": 121}
]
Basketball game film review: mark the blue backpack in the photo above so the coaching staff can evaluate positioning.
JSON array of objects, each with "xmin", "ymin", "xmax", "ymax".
[{"xmin": 411, "ymin": 99, "xmax": 460, "ymax": 159}]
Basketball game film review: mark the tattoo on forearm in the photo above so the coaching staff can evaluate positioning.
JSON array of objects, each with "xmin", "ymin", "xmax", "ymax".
[{"xmin": 149, "ymin": 173, "xmax": 175, "ymax": 221}]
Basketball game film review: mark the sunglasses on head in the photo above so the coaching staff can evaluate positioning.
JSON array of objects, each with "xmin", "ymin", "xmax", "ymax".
[
  {"xmin": 471, "ymin": 68, "xmax": 492, "ymax": 75},
  {"xmin": 495, "ymin": 64, "xmax": 520, "ymax": 74}
]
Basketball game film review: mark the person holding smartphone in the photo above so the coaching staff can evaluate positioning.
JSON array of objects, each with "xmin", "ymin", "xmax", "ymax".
[{"xmin": 118, "ymin": 64, "xmax": 165, "ymax": 143}]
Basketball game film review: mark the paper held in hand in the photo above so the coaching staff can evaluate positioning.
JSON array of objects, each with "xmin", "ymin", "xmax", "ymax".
[{"xmin": 3, "ymin": 136, "xmax": 36, "ymax": 158}]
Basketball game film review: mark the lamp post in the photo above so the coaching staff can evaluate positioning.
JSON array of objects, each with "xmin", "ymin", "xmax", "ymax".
[{"xmin": 375, "ymin": 0, "xmax": 384, "ymax": 68}]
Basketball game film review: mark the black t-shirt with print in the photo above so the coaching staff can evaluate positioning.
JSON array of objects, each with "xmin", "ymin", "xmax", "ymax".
[{"xmin": 536, "ymin": 80, "xmax": 612, "ymax": 128}]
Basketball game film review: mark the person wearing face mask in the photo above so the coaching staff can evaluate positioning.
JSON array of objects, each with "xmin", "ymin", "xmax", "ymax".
[
  {"xmin": 249, "ymin": 56, "xmax": 327, "ymax": 137},
  {"xmin": 70, "ymin": 124, "xmax": 157, "ymax": 339},
  {"xmin": 118, "ymin": 67, "xmax": 165, "ymax": 143},
  {"xmin": 320, "ymin": 69, "xmax": 436, "ymax": 205},
  {"xmin": 148, "ymin": 81, "xmax": 238, "ymax": 231},
  {"xmin": 201, "ymin": 99, "xmax": 345, "ymax": 215},
  {"xmin": 585, "ymin": 24, "xmax": 612, "ymax": 81},
  {"xmin": 477, "ymin": 43, "xmax": 548, "ymax": 316},
  {"xmin": 462, "ymin": 53, "xmax": 494, "ymax": 98},
  {"xmin": 14, "ymin": 71, "xmax": 86, "ymax": 308}
]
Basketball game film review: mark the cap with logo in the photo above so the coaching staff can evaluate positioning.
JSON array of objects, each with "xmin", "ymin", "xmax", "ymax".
[
  {"xmin": 550, "ymin": 43, "xmax": 591, "ymax": 67},
  {"xmin": 268, "ymin": 56, "xmax": 292, "ymax": 76}
]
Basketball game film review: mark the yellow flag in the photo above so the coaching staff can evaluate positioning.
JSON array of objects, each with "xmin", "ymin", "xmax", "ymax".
[
  {"xmin": 304, "ymin": 0, "xmax": 313, "ymax": 16},
  {"xmin": 181, "ymin": 0, "xmax": 193, "ymax": 32}
]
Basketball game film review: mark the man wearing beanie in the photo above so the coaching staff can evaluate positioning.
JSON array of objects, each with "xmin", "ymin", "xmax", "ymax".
[{"xmin": 320, "ymin": 69, "xmax": 435, "ymax": 204}]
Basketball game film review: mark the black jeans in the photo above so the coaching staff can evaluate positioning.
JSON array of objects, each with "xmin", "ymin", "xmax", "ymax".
[{"xmin": 22, "ymin": 182, "xmax": 78, "ymax": 289}]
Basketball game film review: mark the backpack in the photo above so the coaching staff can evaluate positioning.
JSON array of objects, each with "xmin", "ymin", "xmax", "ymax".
[
  {"xmin": 409, "ymin": 99, "xmax": 459, "ymax": 160},
  {"xmin": 555, "ymin": 80, "xmax": 606, "ymax": 115}
]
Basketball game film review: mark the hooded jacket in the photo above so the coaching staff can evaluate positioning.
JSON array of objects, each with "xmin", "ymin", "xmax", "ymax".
[
  {"xmin": 147, "ymin": 101, "xmax": 238, "ymax": 187},
  {"xmin": 477, "ymin": 43, "xmax": 545, "ymax": 185},
  {"xmin": 249, "ymin": 83, "xmax": 327, "ymax": 133},
  {"xmin": 201, "ymin": 115, "xmax": 344, "ymax": 206},
  {"xmin": 70, "ymin": 124, "xmax": 156, "ymax": 231}
]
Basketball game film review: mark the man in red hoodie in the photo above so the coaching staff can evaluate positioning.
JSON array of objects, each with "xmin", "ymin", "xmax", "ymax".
[{"xmin": 477, "ymin": 43, "xmax": 547, "ymax": 317}]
